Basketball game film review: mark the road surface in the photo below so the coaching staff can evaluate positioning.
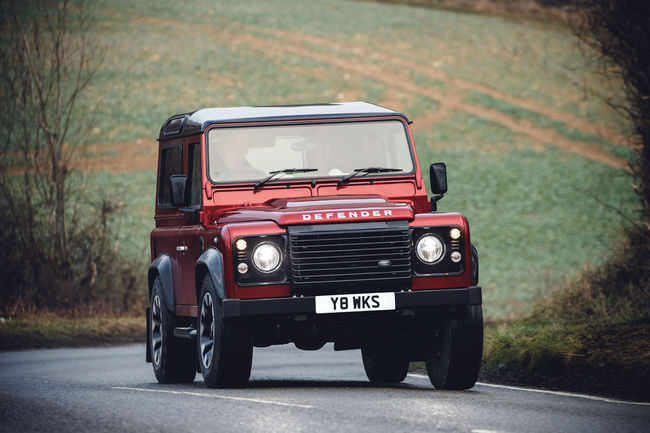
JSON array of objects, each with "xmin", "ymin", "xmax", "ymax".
[{"xmin": 0, "ymin": 344, "xmax": 648, "ymax": 432}]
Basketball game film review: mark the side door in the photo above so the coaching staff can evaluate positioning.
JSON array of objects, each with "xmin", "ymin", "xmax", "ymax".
[
  {"xmin": 174, "ymin": 142, "xmax": 204, "ymax": 315},
  {"xmin": 151, "ymin": 141, "xmax": 203, "ymax": 316}
]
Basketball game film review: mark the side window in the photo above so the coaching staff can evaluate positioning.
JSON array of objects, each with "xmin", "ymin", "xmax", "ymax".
[
  {"xmin": 158, "ymin": 144, "xmax": 181, "ymax": 206},
  {"xmin": 188, "ymin": 143, "xmax": 202, "ymax": 206}
]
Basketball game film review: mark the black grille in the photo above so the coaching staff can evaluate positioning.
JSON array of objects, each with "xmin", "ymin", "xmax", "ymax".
[{"xmin": 289, "ymin": 221, "xmax": 412, "ymax": 294}]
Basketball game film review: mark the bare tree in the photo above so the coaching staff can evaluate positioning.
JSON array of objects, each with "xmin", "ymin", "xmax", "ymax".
[
  {"xmin": 1, "ymin": 0, "xmax": 101, "ymax": 253},
  {"xmin": 570, "ymin": 0, "xmax": 650, "ymax": 302},
  {"xmin": 576, "ymin": 0, "xmax": 650, "ymax": 224},
  {"xmin": 0, "ymin": 1, "xmax": 140, "ymax": 314}
]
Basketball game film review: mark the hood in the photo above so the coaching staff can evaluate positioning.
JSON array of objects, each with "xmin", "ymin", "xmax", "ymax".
[{"xmin": 216, "ymin": 195, "xmax": 414, "ymax": 226}]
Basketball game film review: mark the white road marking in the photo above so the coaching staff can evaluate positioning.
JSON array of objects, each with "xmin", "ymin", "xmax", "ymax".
[
  {"xmin": 472, "ymin": 430, "xmax": 505, "ymax": 433},
  {"xmin": 407, "ymin": 374, "xmax": 650, "ymax": 407},
  {"xmin": 113, "ymin": 386, "xmax": 314, "ymax": 409}
]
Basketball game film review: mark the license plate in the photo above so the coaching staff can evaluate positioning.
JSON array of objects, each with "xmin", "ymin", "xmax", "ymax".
[{"xmin": 315, "ymin": 292, "xmax": 395, "ymax": 314}]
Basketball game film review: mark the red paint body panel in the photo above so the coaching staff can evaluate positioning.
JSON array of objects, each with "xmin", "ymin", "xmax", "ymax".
[
  {"xmin": 176, "ymin": 305, "xmax": 198, "ymax": 317},
  {"xmin": 236, "ymin": 284, "xmax": 291, "ymax": 299}
]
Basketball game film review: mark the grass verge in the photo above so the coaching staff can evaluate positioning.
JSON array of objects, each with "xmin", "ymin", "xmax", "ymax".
[
  {"xmin": 483, "ymin": 228, "xmax": 648, "ymax": 402},
  {"xmin": 481, "ymin": 318, "xmax": 650, "ymax": 402},
  {"xmin": 0, "ymin": 314, "xmax": 145, "ymax": 352}
]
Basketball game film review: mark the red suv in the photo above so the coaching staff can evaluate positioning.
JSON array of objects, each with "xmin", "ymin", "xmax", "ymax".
[{"xmin": 146, "ymin": 102, "xmax": 482, "ymax": 389}]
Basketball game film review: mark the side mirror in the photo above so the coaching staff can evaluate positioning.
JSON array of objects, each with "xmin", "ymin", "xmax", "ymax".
[
  {"xmin": 169, "ymin": 175, "xmax": 188, "ymax": 207},
  {"xmin": 430, "ymin": 162, "xmax": 447, "ymax": 194},
  {"xmin": 429, "ymin": 162, "xmax": 447, "ymax": 212}
]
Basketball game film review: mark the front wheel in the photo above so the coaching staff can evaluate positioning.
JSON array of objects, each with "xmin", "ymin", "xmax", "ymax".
[
  {"xmin": 426, "ymin": 305, "xmax": 483, "ymax": 390},
  {"xmin": 197, "ymin": 276, "xmax": 253, "ymax": 388},
  {"xmin": 361, "ymin": 340, "xmax": 409, "ymax": 383},
  {"xmin": 150, "ymin": 277, "xmax": 196, "ymax": 384}
]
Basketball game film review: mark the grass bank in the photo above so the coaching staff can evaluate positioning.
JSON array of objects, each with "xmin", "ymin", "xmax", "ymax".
[
  {"xmin": 481, "ymin": 230, "xmax": 650, "ymax": 402},
  {"xmin": 0, "ymin": 314, "xmax": 145, "ymax": 352},
  {"xmin": 481, "ymin": 319, "xmax": 650, "ymax": 402}
]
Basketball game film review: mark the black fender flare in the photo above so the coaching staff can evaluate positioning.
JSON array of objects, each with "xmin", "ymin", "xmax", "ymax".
[
  {"xmin": 470, "ymin": 244, "xmax": 479, "ymax": 286},
  {"xmin": 195, "ymin": 247, "xmax": 226, "ymax": 301},
  {"xmin": 148, "ymin": 254, "xmax": 175, "ymax": 313}
]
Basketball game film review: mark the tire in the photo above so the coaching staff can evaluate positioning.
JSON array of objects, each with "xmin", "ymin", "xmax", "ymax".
[
  {"xmin": 150, "ymin": 277, "xmax": 196, "ymax": 384},
  {"xmin": 197, "ymin": 275, "xmax": 253, "ymax": 388},
  {"xmin": 426, "ymin": 305, "xmax": 483, "ymax": 390},
  {"xmin": 361, "ymin": 340, "xmax": 409, "ymax": 383}
]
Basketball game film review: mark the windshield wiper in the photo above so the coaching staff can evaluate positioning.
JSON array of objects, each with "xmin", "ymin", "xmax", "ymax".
[
  {"xmin": 254, "ymin": 168, "xmax": 318, "ymax": 190},
  {"xmin": 337, "ymin": 167, "xmax": 403, "ymax": 187}
]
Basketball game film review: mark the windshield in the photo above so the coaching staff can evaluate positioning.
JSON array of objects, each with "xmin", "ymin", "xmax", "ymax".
[{"xmin": 206, "ymin": 120, "xmax": 414, "ymax": 183}]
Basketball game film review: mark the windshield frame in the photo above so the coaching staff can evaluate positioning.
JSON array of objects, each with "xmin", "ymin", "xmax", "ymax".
[{"xmin": 204, "ymin": 117, "xmax": 417, "ymax": 186}]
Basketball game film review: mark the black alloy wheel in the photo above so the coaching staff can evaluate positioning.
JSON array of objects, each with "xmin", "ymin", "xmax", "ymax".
[
  {"xmin": 150, "ymin": 276, "xmax": 196, "ymax": 384},
  {"xmin": 197, "ymin": 275, "xmax": 253, "ymax": 388}
]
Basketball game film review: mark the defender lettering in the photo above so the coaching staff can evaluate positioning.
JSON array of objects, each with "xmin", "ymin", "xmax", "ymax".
[{"xmin": 301, "ymin": 209, "xmax": 393, "ymax": 221}]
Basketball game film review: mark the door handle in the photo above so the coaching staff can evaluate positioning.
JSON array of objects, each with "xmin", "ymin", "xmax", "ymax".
[{"xmin": 176, "ymin": 246, "xmax": 188, "ymax": 252}]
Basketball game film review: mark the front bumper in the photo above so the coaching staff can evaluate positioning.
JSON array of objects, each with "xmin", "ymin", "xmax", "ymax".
[{"xmin": 221, "ymin": 286, "xmax": 481, "ymax": 318}]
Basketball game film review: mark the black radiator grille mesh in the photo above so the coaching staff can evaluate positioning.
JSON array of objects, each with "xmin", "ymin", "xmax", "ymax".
[{"xmin": 289, "ymin": 224, "xmax": 411, "ymax": 293}]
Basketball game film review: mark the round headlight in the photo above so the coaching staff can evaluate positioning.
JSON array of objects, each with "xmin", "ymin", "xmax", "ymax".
[
  {"xmin": 252, "ymin": 242, "xmax": 281, "ymax": 273},
  {"xmin": 416, "ymin": 235, "xmax": 445, "ymax": 264}
]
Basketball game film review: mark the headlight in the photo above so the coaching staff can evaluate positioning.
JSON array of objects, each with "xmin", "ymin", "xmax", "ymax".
[
  {"xmin": 416, "ymin": 235, "xmax": 444, "ymax": 264},
  {"xmin": 252, "ymin": 242, "xmax": 281, "ymax": 273}
]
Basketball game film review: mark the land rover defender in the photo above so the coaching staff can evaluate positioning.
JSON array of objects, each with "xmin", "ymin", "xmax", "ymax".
[{"xmin": 146, "ymin": 102, "xmax": 482, "ymax": 389}]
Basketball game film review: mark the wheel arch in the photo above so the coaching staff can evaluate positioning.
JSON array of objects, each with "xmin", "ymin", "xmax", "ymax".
[
  {"xmin": 148, "ymin": 254, "xmax": 175, "ymax": 313},
  {"xmin": 470, "ymin": 244, "xmax": 479, "ymax": 286},
  {"xmin": 195, "ymin": 247, "xmax": 226, "ymax": 301}
]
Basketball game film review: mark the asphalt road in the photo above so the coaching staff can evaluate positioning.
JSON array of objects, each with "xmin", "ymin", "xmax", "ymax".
[{"xmin": 0, "ymin": 344, "xmax": 648, "ymax": 433}]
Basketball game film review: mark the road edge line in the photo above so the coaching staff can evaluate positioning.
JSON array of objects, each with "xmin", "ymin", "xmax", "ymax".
[{"xmin": 406, "ymin": 374, "xmax": 650, "ymax": 406}]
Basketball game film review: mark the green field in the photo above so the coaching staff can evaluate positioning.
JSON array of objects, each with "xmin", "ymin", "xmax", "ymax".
[{"xmin": 81, "ymin": 0, "xmax": 635, "ymax": 319}]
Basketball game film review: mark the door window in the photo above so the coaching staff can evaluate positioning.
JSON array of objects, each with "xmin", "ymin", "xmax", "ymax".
[{"xmin": 158, "ymin": 144, "xmax": 182, "ymax": 206}]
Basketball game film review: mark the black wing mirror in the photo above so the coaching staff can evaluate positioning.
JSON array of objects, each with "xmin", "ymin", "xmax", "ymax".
[
  {"xmin": 430, "ymin": 162, "xmax": 447, "ymax": 194},
  {"xmin": 169, "ymin": 174, "xmax": 188, "ymax": 207},
  {"xmin": 429, "ymin": 162, "xmax": 447, "ymax": 211}
]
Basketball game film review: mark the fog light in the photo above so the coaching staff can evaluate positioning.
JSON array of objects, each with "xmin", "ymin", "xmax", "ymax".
[
  {"xmin": 450, "ymin": 228, "xmax": 461, "ymax": 240},
  {"xmin": 237, "ymin": 262, "xmax": 249, "ymax": 274},
  {"xmin": 451, "ymin": 251, "xmax": 462, "ymax": 263},
  {"xmin": 235, "ymin": 239, "xmax": 247, "ymax": 251}
]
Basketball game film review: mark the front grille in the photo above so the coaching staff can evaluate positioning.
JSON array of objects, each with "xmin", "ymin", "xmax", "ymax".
[{"xmin": 289, "ymin": 221, "xmax": 412, "ymax": 294}]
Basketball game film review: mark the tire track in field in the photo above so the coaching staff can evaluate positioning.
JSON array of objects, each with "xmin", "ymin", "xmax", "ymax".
[
  {"xmin": 251, "ymin": 27, "xmax": 632, "ymax": 149},
  {"xmin": 110, "ymin": 13, "xmax": 629, "ymax": 170},
  {"xmin": 80, "ymin": 139, "xmax": 157, "ymax": 172},
  {"xmin": 231, "ymin": 27, "xmax": 627, "ymax": 169}
]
